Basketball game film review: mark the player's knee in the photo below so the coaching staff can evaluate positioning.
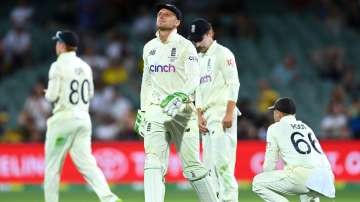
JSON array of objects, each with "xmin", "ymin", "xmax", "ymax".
[
  {"xmin": 183, "ymin": 166, "xmax": 209, "ymax": 181},
  {"xmin": 144, "ymin": 153, "xmax": 163, "ymax": 170},
  {"xmin": 252, "ymin": 175, "xmax": 264, "ymax": 193}
]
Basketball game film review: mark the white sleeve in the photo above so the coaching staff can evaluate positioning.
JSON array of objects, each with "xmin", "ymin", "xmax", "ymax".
[
  {"xmin": 195, "ymin": 86, "xmax": 202, "ymax": 109},
  {"xmin": 263, "ymin": 125, "xmax": 280, "ymax": 172},
  {"xmin": 140, "ymin": 46, "xmax": 152, "ymax": 111},
  {"xmin": 182, "ymin": 43, "xmax": 200, "ymax": 96},
  {"xmin": 89, "ymin": 72, "xmax": 94, "ymax": 100},
  {"xmin": 45, "ymin": 63, "xmax": 62, "ymax": 103},
  {"xmin": 85, "ymin": 63, "xmax": 94, "ymax": 99},
  {"xmin": 220, "ymin": 49, "xmax": 240, "ymax": 102}
]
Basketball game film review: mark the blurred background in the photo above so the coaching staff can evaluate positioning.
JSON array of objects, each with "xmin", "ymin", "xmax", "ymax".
[{"xmin": 0, "ymin": 0, "xmax": 359, "ymax": 201}]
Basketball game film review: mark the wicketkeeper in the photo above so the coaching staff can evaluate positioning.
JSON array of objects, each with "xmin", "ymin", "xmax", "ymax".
[{"xmin": 135, "ymin": 3, "xmax": 219, "ymax": 202}]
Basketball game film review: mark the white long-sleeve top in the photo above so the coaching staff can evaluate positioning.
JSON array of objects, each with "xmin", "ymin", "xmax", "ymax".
[
  {"xmin": 196, "ymin": 41, "xmax": 240, "ymax": 110},
  {"xmin": 45, "ymin": 51, "xmax": 94, "ymax": 114},
  {"xmin": 263, "ymin": 115, "xmax": 332, "ymax": 172},
  {"xmin": 140, "ymin": 29, "xmax": 200, "ymax": 111}
]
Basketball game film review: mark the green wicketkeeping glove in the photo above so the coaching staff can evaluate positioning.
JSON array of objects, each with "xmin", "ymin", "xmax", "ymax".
[
  {"xmin": 160, "ymin": 92, "xmax": 190, "ymax": 117},
  {"xmin": 134, "ymin": 110, "xmax": 146, "ymax": 137}
]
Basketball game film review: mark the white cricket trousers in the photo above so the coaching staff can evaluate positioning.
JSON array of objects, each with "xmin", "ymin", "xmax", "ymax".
[
  {"xmin": 203, "ymin": 106, "xmax": 239, "ymax": 202},
  {"xmin": 44, "ymin": 111, "xmax": 118, "ymax": 202},
  {"xmin": 143, "ymin": 104, "xmax": 218, "ymax": 202},
  {"xmin": 252, "ymin": 166, "xmax": 321, "ymax": 202}
]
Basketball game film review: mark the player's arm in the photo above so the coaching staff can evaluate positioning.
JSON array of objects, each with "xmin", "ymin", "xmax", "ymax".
[
  {"xmin": 45, "ymin": 62, "xmax": 62, "ymax": 103},
  {"xmin": 220, "ymin": 49, "xmax": 240, "ymax": 129},
  {"xmin": 135, "ymin": 46, "xmax": 151, "ymax": 136},
  {"xmin": 182, "ymin": 43, "xmax": 200, "ymax": 96},
  {"xmin": 89, "ymin": 66, "xmax": 95, "ymax": 99},
  {"xmin": 140, "ymin": 46, "xmax": 152, "ymax": 111},
  {"xmin": 196, "ymin": 86, "xmax": 208, "ymax": 133},
  {"xmin": 263, "ymin": 125, "xmax": 280, "ymax": 172}
]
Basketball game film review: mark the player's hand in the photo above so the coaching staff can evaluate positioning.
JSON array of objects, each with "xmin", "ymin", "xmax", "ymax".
[
  {"xmin": 198, "ymin": 113, "xmax": 208, "ymax": 134},
  {"xmin": 222, "ymin": 113, "xmax": 233, "ymax": 131},
  {"xmin": 134, "ymin": 110, "xmax": 146, "ymax": 136},
  {"xmin": 160, "ymin": 92, "xmax": 190, "ymax": 117}
]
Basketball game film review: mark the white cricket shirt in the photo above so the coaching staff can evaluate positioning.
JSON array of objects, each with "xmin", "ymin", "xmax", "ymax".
[
  {"xmin": 140, "ymin": 29, "xmax": 200, "ymax": 110},
  {"xmin": 196, "ymin": 41, "xmax": 240, "ymax": 110},
  {"xmin": 263, "ymin": 115, "xmax": 332, "ymax": 172},
  {"xmin": 45, "ymin": 51, "xmax": 94, "ymax": 114}
]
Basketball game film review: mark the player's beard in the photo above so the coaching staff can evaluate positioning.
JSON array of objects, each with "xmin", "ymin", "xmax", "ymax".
[
  {"xmin": 196, "ymin": 46, "xmax": 207, "ymax": 53},
  {"xmin": 157, "ymin": 24, "xmax": 175, "ymax": 31},
  {"xmin": 157, "ymin": 20, "xmax": 177, "ymax": 31}
]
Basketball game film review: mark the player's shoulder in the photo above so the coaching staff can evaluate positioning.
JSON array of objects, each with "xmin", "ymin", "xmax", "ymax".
[
  {"xmin": 268, "ymin": 122, "xmax": 282, "ymax": 134},
  {"xmin": 77, "ymin": 56, "xmax": 92, "ymax": 72},
  {"xmin": 49, "ymin": 60, "xmax": 61, "ymax": 74},
  {"xmin": 176, "ymin": 34, "xmax": 193, "ymax": 46},
  {"xmin": 300, "ymin": 120, "xmax": 315, "ymax": 132},
  {"xmin": 216, "ymin": 42, "xmax": 234, "ymax": 57},
  {"xmin": 50, "ymin": 61, "xmax": 58, "ymax": 68},
  {"xmin": 77, "ymin": 55, "xmax": 89, "ymax": 65},
  {"xmin": 144, "ymin": 38, "xmax": 157, "ymax": 50},
  {"xmin": 176, "ymin": 34, "xmax": 197, "ymax": 54}
]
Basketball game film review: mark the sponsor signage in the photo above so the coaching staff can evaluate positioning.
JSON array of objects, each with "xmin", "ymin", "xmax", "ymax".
[{"xmin": 0, "ymin": 141, "xmax": 358, "ymax": 183}]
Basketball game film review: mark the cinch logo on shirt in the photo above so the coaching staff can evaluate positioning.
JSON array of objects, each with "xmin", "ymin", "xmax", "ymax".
[
  {"xmin": 200, "ymin": 74, "xmax": 212, "ymax": 84},
  {"xmin": 149, "ymin": 64, "xmax": 176, "ymax": 72}
]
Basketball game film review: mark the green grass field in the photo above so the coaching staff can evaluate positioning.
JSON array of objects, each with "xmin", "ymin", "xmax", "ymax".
[{"xmin": 0, "ymin": 188, "xmax": 358, "ymax": 202}]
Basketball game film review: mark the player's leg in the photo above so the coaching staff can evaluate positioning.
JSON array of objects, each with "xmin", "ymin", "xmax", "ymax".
[
  {"xmin": 144, "ymin": 105, "xmax": 171, "ymax": 202},
  {"xmin": 169, "ymin": 113, "xmax": 219, "ymax": 202},
  {"xmin": 217, "ymin": 113, "xmax": 238, "ymax": 202},
  {"xmin": 252, "ymin": 170, "xmax": 308, "ymax": 202},
  {"xmin": 202, "ymin": 128, "xmax": 220, "ymax": 198},
  {"xmin": 69, "ymin": 118, "xmax": 120, "ymax": 202},
  {"xmin": 44, "ymin": 117, "xmax": 75, "ymax": 202}
]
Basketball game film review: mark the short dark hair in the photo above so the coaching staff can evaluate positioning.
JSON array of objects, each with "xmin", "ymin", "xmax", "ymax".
[{"xmin": 64, "ymin": 45, "xmax": 77, "ymax": 52}]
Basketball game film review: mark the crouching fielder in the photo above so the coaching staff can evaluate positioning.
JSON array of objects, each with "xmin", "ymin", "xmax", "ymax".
[
  {"xmin": 134, "ymin": 4, "xmax": 218, "ymax": 202},
  {"xmin": 188, "ymin": 18, "xmax": 240, "ymax": 202},
  {"xmin": 252, "ymin": 97, "xmax": 335, "ymax": 202}
]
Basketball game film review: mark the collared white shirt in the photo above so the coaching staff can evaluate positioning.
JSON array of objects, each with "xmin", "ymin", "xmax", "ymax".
[
  {"xmin": 196, "ymin": 40, "xmax": 240, "ymax": 110},
  {"xmin": 263, "ymin": 115, "xmax": 332, "ymax": 172},
  {"xmin": 140, "ymin": 29, "xmax": 200, "ymax": 110},
  {"xmin": 45, "ymin": 51, "xmax": 94, "ymax": 114}
]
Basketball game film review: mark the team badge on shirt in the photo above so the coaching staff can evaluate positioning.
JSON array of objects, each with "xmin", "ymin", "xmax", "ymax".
[
  {"xmin": 207, "ymin": 58, "xmax": 211, "ymax": 71},
  {"xmin": 171, "ymin": 48, "xmax": 176, "ymax": 56},
  {"xmin": 169, "ymin": 47, "xmax": 177, "ymax": 62}
]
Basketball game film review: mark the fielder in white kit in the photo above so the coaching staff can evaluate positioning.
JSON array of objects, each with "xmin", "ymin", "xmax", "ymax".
[
  {"xmin": 44, "ymin": 31, "xmax": 122, "ymax": 202},
  {"xmin": 134, "ymin": 4, "xmax": 219, "ymax": 202},
  {"xmin": 252, "ymin": 97, "xmax": 335, "ymax": 202},
  {"xmin": 188, "ymin": 18, "xmax": 241, "ymax": 202}
]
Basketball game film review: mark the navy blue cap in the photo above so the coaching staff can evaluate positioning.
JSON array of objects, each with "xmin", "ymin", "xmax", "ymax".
[
  {"xmin": 188, "ymin": 18, "xmax": 211, "ymax": 42},
  {"xmin": 52, "ymin": 30, "xmax": 79, "ymax": 47},
  {"xmin": 268, "ymin": 97, "xmax": 296, "ymax": 114},
  {"xmin": 156, "ymin": 3, "xmax": 182, "ymax": 20}
]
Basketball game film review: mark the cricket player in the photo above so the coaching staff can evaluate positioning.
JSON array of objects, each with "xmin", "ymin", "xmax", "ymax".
[
  {"xmin": 188, "ymin": 18, "xmax": 240, "ymax": 202},
  {"xmin": 44, "ymin": 30, "xmax": 122, "ymax": 202},
  {"xmin": 134, "ymin": 4, "xmax": 219, "ymax": 202},
  {"xmin": 252, "ymin": 97, "xmax": 335, "ymax": 202}
]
